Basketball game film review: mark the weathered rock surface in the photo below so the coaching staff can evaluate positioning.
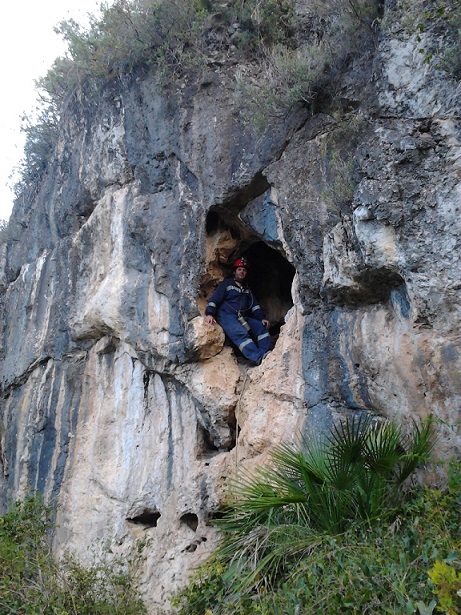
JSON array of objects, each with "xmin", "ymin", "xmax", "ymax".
[{"xmin": 0, "ymin": 2, "xmax": 460, "ymax": 610}]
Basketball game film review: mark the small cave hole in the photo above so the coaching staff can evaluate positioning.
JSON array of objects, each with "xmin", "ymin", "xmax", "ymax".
[
  {"xmin": 207, "ymin": 510, "xmax": 225, "ymax": 523},
  {"xmin": 126, "ymin": 510, "xmax": 161, "ymax": 528},
  {"xmin": 180, "ymin": 513, "xmax": 199, "ymax": 532}
]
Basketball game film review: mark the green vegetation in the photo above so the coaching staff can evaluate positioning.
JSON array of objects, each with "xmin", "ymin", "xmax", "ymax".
[
  {"xmin": 15, "ymin": 0, "xmax": 299, "ymax": 192},
  {"xmin": 14, "ymin": 0, "xmax": 459, "ymax": 195},
  {"xmin": 37, "ymin": 0, "xmax": 297, "ymax": 103},
  {"xmin": 0, "ymin": 496, "xmax": 146, "ymax": 614},
  {"xmin": 214, "ymin": 415, "xmax": 434, "ymax": 588},
  {"xmin": 392, "ymin": 0, "xmax": 461, "ymax": 75},
  {"xmin": 320, "ymin": 112, "xmax": 371, "ymax": 207},
  {"xmin": 171, "ymin": 416, "xmax": 461, "ymax": 615},
  {"xmin": 235, "ymin": 0, "xmax": 382, "ymax": 128}
]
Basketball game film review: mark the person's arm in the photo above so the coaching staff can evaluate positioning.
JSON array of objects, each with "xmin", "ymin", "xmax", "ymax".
[
  {"xmin": 205, "ymin": 280, "xmax": 227, "ymax": 323},
  {"xmin": 250, "ymin": 293, "xmax": 270, "ymax": 329}
]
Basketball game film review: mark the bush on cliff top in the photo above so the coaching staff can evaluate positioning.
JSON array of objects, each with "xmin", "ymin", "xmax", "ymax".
[
  {"xmin": 15, "ymin": 0, "xmax": 457, "ymax": 196},
  {"xmin": 38, "ymin": 0, "xmax": 297, "ymax": 102},
  {"xmin": 14, "ymin": 0, "xmax": 297, "ymax": 194},
  {"xmin": 0, "ymin": 496, "xmax": 146, "ymax": 614}
]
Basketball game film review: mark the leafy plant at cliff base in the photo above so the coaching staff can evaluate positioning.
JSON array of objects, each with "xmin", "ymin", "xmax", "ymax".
[
  {"xmin": 172, "ymin": 415, "xmax": 444, "ymax": 614},
  {"xmin": 217, "ymin": 415, "xmax": 434, "ymax": 591},
  {"xmin": 428, "ymin": 560, "xmax": 461, "ymax": 614},
  {"xmin": 0, "ymin": 496, "xmax": 146, "ymax": 614}
]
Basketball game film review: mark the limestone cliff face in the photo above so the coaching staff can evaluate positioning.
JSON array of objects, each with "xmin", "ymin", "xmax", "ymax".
[{"xmin": 1, "ymin": 1, "xmax": 460, "ymax": 610}]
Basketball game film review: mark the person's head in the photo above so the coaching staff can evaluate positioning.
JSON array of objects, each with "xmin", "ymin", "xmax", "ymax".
[{"xmin": 233, "ymin": 257, "xmax": 248, "ymax": 282}]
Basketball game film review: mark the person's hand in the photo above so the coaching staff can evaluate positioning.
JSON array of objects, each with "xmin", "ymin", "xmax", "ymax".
[
  {"xmin": 262, "ymin": 319, "xmax": 270, "ymax": 329},
  {"xmin": 205, "ymin": 315, "xmax": 216, "ymax": 326}
]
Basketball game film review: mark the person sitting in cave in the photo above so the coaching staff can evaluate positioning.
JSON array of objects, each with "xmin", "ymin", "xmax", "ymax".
[{"xmin": 204, "ymin": 257, "xmax": 272, "ymax": 365}]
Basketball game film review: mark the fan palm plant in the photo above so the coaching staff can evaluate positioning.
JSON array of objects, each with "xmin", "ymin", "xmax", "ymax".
[{"xmin": 215, "ymin": 414, "xmax": 434, "ymax": 593}]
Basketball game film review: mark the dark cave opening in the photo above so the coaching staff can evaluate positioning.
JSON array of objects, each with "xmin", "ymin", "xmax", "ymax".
[
  {"xmin": 180, "ymin": 512, "xmax": 199, "ymax": 532},
  {"xmin": 203, "ymin": 208, "xmax": 296, "ymax": 331},
  {"xmin": 243, "ymin": 241, "xmax": 295, "ymax": 326},
  {"xmin": 126, "ymin": 509, "xmax": 161, "ymax": 528},
  {"xmin": 197, "ymin": 423, "xmax": 221, "ymax": 459},
  {"xmin": 196, "ymin": 414, "xmax": 239, "ymax": 459}
]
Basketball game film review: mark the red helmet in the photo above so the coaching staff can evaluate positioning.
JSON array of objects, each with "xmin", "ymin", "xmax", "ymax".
[{"xmin": 233, "ymin": 257, "xmax": 248, "ymax": 269}]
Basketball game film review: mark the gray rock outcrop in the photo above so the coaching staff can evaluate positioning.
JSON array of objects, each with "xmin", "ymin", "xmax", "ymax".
[{"xmin": 0, "ymin": 1, "xmax": 460, "ymax": 610}]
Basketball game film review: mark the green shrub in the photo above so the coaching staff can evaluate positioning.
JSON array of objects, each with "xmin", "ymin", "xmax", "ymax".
[
  {"xmin": 17, "ymin": 0, "xmax": 382, "ymax": 193},
  {"xmin": 235, "ymin": 0, "xmax": 382, "ymax": 128},
  {"xmin": 172, "ymin": 416, "xmax": 441, "ymax": 613},
  {"xmin": 216, "ymin": 0, "xmax": 297, "ymax": 52},
  {"xmin": 320, "ymin": 112, "xmax": 371, "ymax": 207},
  {"xmin": 236, "ymin": 40, "xmax": 331, "ymax": 129},
  {"xmin": 173, "ymin": 454, "xmax": 461, "ymax": 615},
  {"xmin": 37, "ymin": 0, "xmax": 208, "ymax": 100},
  {"xmin": 428, "ymin": 560, "xmax": 461, "ymax": 614},
  {"xmin": 391, "ymin": 0, "xmax": 461, "ymax": 75},
  {"xmin": 0, "ymin": 496, "xmax": 146, "ymax": 614},
  {"xmin": 15, "ymin": 106, "xmax": 59, "ymax": 189}
]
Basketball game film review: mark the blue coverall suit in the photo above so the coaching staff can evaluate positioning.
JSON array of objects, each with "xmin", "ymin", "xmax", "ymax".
[{"xmin": 205, "ymin": 277, "xmax": 271, "ymax": 364}]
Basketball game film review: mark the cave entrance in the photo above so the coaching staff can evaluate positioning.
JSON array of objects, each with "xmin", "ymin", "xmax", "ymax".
[{"xmin": 200, "ymin": 207, "xmax": 295, "ymax": 344}]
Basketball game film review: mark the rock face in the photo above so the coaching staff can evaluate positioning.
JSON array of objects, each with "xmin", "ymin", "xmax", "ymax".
[{"xmin": 0, "ymin": 2, "xmax": 460, "ymax": 610}]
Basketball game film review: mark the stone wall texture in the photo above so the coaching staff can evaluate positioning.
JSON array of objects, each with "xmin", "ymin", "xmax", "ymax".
[{"xmin": 1, "ymin": 1, "xmax": 460, "ymax": 610}]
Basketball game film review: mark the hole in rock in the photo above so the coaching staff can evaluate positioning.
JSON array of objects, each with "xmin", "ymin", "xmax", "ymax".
[
  {"xmin": 244, "ymin": 241, "xmax": 295, "ymax": 327},
  {"xmin": 126, "ymin": 510, "xmax": 161, "ymax": 528},
  {"xmin": 180, "ymin": 513, "xmax": 199, "ymax": 532},
  {"xmin": 228, "ymin": 413, "xmax": 239, "ymax": 448},
  {"xmin": 207, "ymin": 510, "xmax": 225, "ymax": 523},
  {"xmin": 201, "ymin": 206, "xmax": 296, "ymax": 348}
]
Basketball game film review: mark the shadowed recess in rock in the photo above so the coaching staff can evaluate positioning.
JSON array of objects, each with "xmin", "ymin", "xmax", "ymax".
[
  {"xmin": 126, "ymin": 509, "xmax": 161, "ymax": 528},
  {"xmin": 180, "ymin": 512, "xmax": 198, "ymax": 532},
  {"xmin": 325, "ymin": 267, "xmax": 409, "ymax": 308}
]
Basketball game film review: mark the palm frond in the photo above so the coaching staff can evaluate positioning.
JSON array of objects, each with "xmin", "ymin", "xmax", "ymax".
[
  {"xmin": 212, "ymin": 414, "xmax": 434, "ymax": 597},
  {"xmin": 395, "ymin": 416, "xmax": 434, "ymax": 484}
]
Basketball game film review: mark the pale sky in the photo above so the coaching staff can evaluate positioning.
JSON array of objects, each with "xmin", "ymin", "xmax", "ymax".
[{"xmin": 0, "ymin": 1, "xmax": 110, "ymax": 221}]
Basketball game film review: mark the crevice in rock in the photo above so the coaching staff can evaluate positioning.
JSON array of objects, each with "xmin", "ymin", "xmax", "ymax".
[
  {"xmin": 180, "ymin": 512, "xmax": 199, "ymax": 532},
  {"xmin": 227, "ymin": 413, "xmax": 239, "ymax": 452},
  {"xmin": 183, "ymin": 535, "xmax": 208, "ymax": 553},
  {"xmin": 143, "ymin": 371, "xmax": 150, "ymax": 400},
  {"xmin": 126, "ymin": 509, "xmax": 161, "ymax": 528},
  {"xmin": 196, "ymin": 423, "xmax": 221, "ymax": 459}
]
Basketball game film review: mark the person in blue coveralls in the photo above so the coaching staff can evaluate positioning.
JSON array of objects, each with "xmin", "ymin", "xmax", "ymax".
[{"xmin": 204, "ymin": 257, "xmax": 272, "ymax": 365}]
